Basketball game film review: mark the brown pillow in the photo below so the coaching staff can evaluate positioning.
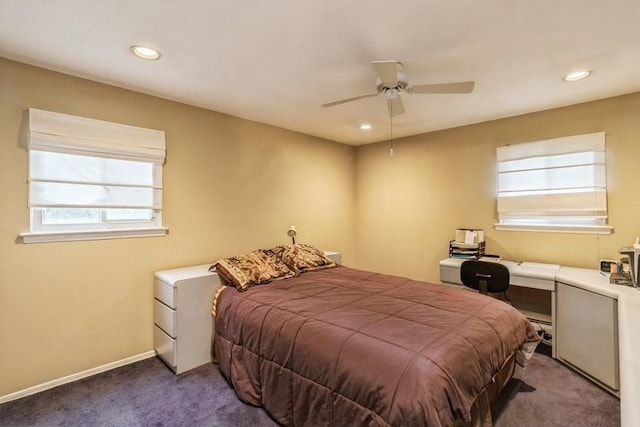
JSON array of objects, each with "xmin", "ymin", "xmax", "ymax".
[
  {"xmin": 212, "ymin": 248, "xmax": 295, "ymax": 291},
  {"xmin": 273, "ymin": 244, "xmax": 336, "ymax": 273}
]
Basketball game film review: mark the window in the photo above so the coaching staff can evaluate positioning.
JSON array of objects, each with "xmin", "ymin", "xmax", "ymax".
[
  {"xmin": 20, "ymin": 108, "xmax": 167, "ymax": 243},
  {"xmin": 495, "ymin": 132, "xmax": 611, "ymax": 234}
]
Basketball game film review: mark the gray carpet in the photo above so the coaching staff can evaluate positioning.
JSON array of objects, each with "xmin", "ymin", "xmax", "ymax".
[
  {"xmin": 493, "ymin": 345, "xmax": 620, "ymax": 427},
  {"xmin": 0, "ymin": 346, "xmax": 619, "ymax": 426}
]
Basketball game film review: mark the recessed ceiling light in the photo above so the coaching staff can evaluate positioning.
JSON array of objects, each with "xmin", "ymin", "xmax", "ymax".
[
  {"xmin": 130, "ymin": 46, "xmax": 161, "ymax": 60},
  {"xmin": 359, "ymin": 123, "xmax": 373, "ymax": 130},
  {"xmin": 562, "ymin": 70, "xmax": 591, "ymax": 82}
]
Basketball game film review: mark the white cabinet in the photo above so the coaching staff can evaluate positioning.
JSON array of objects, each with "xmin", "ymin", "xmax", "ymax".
[
  {"xmin": 323, "ymin": 251, "xmax": 342, "ymax": 265},
  {"xmin": 556, "ymin": 282, "xmax": 619, "ymax": 392},
  {"xmin": 154, "ymin": 264, "xmax": 222, "ymax": 374}
]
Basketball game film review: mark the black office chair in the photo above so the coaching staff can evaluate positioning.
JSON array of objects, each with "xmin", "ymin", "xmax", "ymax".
[{"xmin": 460, "ymin": 260, "xmax": 511, "ymax": 303}]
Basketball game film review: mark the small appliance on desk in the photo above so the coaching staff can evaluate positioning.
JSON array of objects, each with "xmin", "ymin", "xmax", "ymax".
[{"xmin": 612, "ymin": 238, "xmax": 640, "ymax": 288}]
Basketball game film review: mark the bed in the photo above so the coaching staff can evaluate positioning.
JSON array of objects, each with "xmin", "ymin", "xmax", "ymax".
[{"xmin": 212, "ymin": 245, "xmax": 538, "ymax": 426}]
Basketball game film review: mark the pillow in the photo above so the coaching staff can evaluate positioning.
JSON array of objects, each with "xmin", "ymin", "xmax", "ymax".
[
  {"xmin": 273, "ymin": 244, "xmax": 336, "ymax": 273},
  {"xmin": 212, "ymin": 248, "xmax": 296, "ymax": 291}
]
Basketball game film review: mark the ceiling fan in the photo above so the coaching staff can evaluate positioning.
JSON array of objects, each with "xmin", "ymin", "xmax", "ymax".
[{"xmin": 321, "ymin": 60, "xmax": 475, "ymax": 117}]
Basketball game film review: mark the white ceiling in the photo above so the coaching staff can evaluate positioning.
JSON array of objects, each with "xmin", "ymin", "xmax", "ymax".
[{"xmin": 1, "ymin": 1, "xmax": 640, "ymax": 146}]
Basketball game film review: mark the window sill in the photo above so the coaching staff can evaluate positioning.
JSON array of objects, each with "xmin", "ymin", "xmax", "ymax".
[
  {"xmin": 19, "ymin": 227, "xmax": 168, "ymax": 244},
  {"xmin": 494, "ymin": 223, "xmax": 613, "ymax": 235}
]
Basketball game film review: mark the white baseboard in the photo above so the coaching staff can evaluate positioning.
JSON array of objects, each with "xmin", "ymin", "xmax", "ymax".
[{"xmin": 0, "ymin": 350, "xmax": 157, "ymax": 405}]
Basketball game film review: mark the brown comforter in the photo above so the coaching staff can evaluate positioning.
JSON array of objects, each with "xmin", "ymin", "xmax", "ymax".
[{"xmin": 214, "ymin": 266, "xmax": 537, "ymax": 426}]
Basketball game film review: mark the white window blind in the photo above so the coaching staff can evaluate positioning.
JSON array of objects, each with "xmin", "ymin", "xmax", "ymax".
[
  {"xmin": 28, "ymin": 151, "xmax": 162, "ymax": 209},
  {"xmin": 495, "ymin": 132, "xmax": 612, "ymax": 234},
  {"xmin": 21, "ymin": 108, "xmax": 167, "ymax": 243}
]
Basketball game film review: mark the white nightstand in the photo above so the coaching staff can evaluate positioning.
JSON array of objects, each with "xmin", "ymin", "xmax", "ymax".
[
  {"xmin": 153, "ymin": 264, "xmax": 222, "ymax": 374},
  {"xmin": 323, "ymin": 251, "xmax": 342, "ymax": 264}
]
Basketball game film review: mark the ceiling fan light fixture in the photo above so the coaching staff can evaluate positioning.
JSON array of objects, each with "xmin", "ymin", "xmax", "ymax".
[
  {"xmin": 130, "ymin": 45, "xmax": 161, "ymax": 60},
  {"xmin": 562, "ymin": 70, "xmax": 591, "ymax": 82},
  {"xmin": 359, "ymin": 123, "xmax": 373, "ymax": 130},
  {"xmin": 322, "ymin": 60, "xmax": 474, "ymax": 118}
]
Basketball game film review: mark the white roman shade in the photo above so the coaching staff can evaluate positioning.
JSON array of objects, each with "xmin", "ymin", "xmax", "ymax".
[
  {"xmin": 27, "ymin": 108, "xmax": 165, "ymax": 209},
  {"xmin": 27, "ymin": 108, "xmax": 165, "ymax": 162},
  {"xmin": 496, "ymin": 132, "xmax": 610, "ymax": 233}
]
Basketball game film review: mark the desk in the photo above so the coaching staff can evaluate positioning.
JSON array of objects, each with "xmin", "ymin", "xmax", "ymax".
[
  {"xmin": 439, "ymin": 258, "xmax": 558, "ymax": 326},
  {"xmin": 441, "ymin": 258, "xmax": 640, "ymax": 425}
]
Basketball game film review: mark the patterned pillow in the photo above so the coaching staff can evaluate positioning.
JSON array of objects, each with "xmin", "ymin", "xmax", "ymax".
[
  {"xmin": 212, "ymin": 248, "xmax": 296, "ymax": 291},
  {"xmin": 273, "ymin": 244, "xmax": 336, "ymax": 273}
]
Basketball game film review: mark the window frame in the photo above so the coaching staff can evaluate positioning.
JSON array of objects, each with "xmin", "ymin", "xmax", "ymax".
[
  {"xmin": 19, "ymin": 108, "xmax": 168, "ymax": 243},
  {"xmin": 494, "ymin": 132, "xmax": 613, "ymax": 235},
  {"xmin": 32, "ymin": 207, "xmax": 161, "ymax": 230}
]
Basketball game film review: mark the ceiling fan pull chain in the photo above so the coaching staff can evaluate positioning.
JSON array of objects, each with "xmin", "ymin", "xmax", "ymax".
[{"xmin": 390, "ymin": 107, "xmax": 394, "ymax": 156}]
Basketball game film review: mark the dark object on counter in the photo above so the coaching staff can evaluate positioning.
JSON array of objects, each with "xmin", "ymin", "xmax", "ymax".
[{"xmin": 610, "ymin": 272, "xmax": 633, "ymax": 286}]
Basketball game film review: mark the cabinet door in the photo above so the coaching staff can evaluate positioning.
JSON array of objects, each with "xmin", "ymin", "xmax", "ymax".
[{"xmin": 556, "ymin": 282, "xmax": 618, "ymax": 390}]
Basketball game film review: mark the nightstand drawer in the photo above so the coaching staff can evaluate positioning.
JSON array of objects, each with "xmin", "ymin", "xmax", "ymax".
[
  {"xmin": 154, "ymin": 299, "xmax": 176, "ymax": 338},
  {"xmin": 154, "ymin": 278, "xmax": 176, "ymax": 308},
  {"xmin": 154, "ymin": 325, "xmax": 176, "ymax": 368}
]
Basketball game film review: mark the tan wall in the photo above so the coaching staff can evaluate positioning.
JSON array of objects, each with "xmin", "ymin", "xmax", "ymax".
[
  {"xmin": 0, "ymin": 58, "xmax": 356, "ymax": 396},
  {"xmin": 354, "ymin": 92, "xmax": 640, "ymax": 282}
]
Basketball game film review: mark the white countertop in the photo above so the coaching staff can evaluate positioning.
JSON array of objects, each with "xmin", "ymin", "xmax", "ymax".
[
  {"xmin": 556, "ymin": 267, "xmax": 624, "ymax": 299},
  {"xmin": 440, "ymin": 257, "xmax": 559, "ymax": 280},
  {"xmin": 155, "ymin": 264, "xmax": 215, "ymax": 283},
  {"xmin": 504, "ymin": 260, "xmax": 560, "ymax": 280},
  {"xmin": 440, "ymin": 257, "xmax": 558, "ymax": 291}
]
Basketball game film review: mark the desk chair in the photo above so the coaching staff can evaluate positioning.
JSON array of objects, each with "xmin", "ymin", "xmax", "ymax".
[{"xmin": 460, "ymin": 260, "xmax": 511, "ymax": 303}]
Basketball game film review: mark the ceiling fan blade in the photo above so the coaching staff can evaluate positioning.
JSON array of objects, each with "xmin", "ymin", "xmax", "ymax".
[
  {"xmin": 321, "ymin": 91, "xmax": 379, "ymax": 108},
  {"xmin": 386, "ymin": 94, "xmax": 405, "ymax": 117},
  {"xmin": 371, "ymin": 60, "xmax": 399, "ymax": 86},
  {"xmin": 407, "ymin": 81, "xmax": 475, "ymax": 94}
]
